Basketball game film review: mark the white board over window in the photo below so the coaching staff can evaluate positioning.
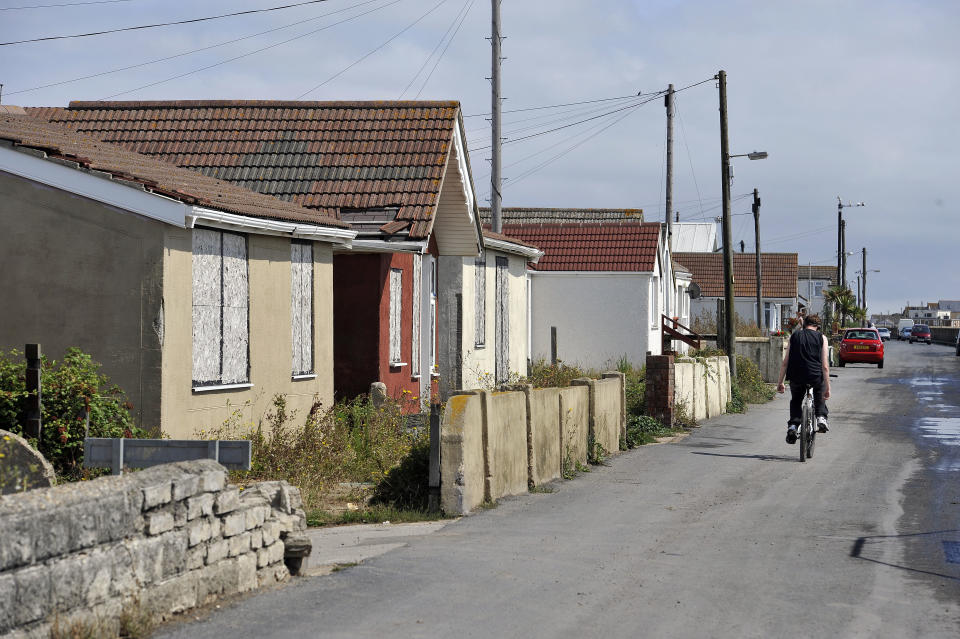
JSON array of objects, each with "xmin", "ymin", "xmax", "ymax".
[{"xmin": 291, "ymin": 241, "xmax": 314, "ymax": 376}]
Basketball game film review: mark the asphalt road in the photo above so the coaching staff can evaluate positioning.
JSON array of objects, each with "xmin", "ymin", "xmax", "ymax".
[{"xmin": 156, "ymin": 340, "xmax": 960, "ymax": 639}]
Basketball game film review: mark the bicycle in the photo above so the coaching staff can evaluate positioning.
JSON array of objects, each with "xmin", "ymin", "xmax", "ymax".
[{"xmin": 797, "ymin": 373, "xmax": 837, "ymax": 463}]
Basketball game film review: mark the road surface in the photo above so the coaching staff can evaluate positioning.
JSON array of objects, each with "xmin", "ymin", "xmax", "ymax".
[{"xmin": 156, "ymin": 340, "xmax": 960, "ymax": 638}]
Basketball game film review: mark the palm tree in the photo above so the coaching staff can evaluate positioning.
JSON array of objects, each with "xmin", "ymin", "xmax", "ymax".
[{"xmin": 824, "ymin": 285, "xmax": 858, "ymax": 329}]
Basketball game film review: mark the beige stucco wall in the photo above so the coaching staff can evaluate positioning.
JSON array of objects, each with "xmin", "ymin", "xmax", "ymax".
[
  {"xmin": 559, "ymin": 386, "xmax": 589, "ymax": 468},
  {"xmin": 160, "ymin": 227, "xmax": 335, "ymax": 438},
  {"xmin": 485, "ymin": 390, "xmax": 528, "ymax": 501},
  {"xmin": 0, "ymin": 171, "xmax": 165, "ymax": 430},
  {"xmin": 440, "ymin": 392, "xmax": 485, "ymax": 514},
  {"xmin": 529, "ymin": 388, "xmax": 561, "ymax": 485},
  {"xmin": 459, "ymin": 251, "xmax": 531, "ymax": 390},
  {"xmin": 592, "ymin": 377, "xmax": 622, "ymax": 455},
  {"xmin": 674, "ymin": 356, "xmax": 731, "ymax": 422}
]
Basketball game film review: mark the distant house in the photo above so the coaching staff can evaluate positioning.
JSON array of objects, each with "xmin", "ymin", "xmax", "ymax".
[
  {"xmin": 480, "ymin": 207, "xmax": 645, "ymax": 225},
  {"xmin": 797, "ymin": 265, "xmax": 838, "ymax": 316},
  {"xmin": 29, "ymin": 101, "xmax": 483, "ymax": 411},
  {"xmin": 0, "ymin": 112, "xmax": 355, "ymax": 437},
  {"xmin": 674, "ymin": 252, "xmax": 799, "ymax": 333},
  {"xmin": 502, "ymin": 222, "xmax": 669, "ymax": 369}
]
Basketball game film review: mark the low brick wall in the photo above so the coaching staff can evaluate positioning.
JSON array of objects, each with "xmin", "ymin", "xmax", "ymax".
[
  {"xmin": 0, "ymin": 460, "xmax": 307, "ymax": 638},
  {"xmin": 441, "ymin": 374, "xmax": 625, "ymax": 515},
  {"xmin": 931, "ymin": 326, "xmax": 959, "ymax": 347}
]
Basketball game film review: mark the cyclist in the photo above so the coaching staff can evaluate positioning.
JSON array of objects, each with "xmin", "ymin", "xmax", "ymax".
[{"xmin": 776, "ymin": 314, "xmax": 831, "ymax": 444}]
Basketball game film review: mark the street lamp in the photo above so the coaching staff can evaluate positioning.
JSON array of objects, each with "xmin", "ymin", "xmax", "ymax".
[{"xmin": 837, "ymin": 197, "xmax": 865, "ymax": 288}]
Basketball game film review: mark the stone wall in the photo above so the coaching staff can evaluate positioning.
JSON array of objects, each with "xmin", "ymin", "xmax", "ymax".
[
  {"xmin": 0, "ymin": 460, "xmax": 307, "ymax": 638},
  {"xmin": 440, "ymin": 374, "xmax": 625, "ymax": 515}
]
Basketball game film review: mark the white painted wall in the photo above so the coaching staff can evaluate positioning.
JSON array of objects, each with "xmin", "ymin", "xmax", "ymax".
[
  {"xmin": 690, "ymin": 296, "xmax": 797, "ymax": 333},
  {"xmin": 460, "ymin": 250, "xmax": 531, "ymax": 389},
  {"xmin": 529, "ymin": 272, "xmax": 660, "ymax": 370},
  {"xmin": 799, "ymin": 278, "xmax": 830, "ymax": 316}
]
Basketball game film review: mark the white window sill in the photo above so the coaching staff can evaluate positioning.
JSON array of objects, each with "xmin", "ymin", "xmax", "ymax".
[
  {"xmin": 475, "ymin": 343, "xmax": 486, "ymax": 349},
  {"xmin": 193, "ymin": 382, "xmax": 254, "ymax": 393},
  {"xmin": 389, "ymin": 362, "xmax": 408, "ymax": 368},
  {"xmin": 292, "ymin": 374, "xmax": 316, "ymax": 381}
]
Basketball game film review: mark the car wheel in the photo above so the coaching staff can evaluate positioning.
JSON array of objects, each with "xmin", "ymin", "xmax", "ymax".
[{"xmin": 878, "ymin": 360, "xmax": 883, "ymax": 369}]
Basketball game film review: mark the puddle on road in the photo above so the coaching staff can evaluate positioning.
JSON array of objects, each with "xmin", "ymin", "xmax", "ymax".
[{"xmin": 905, "ymin": 378, "xmax": 960, "ymax": 470}]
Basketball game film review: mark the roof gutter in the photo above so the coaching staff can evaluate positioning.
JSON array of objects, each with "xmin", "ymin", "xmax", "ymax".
[
  {"xmin": 342, "ymin": 239, "xmax": 428, "ymax": 254},
  {"xmin": 187, "ymin": 207, "xmax": 355, "ymax": 246},
  {"xmin": 483, "ymin": 237, "xmax": 543, "ymax": 263}
]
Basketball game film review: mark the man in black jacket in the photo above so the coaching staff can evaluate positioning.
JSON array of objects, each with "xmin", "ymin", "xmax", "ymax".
[{"xmin": 776, "ymin": 314, "xmax": 831, "ymax": 444}]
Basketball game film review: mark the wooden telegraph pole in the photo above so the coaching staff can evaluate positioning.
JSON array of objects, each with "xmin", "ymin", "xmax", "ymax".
[
  {"xmin": 664, "ymin": 83, "xmax": 675, "ymax": 321},
  {"xmin": 753, "ymin": 188, "xmax": 762, "ymax": 332},
  {"xmin": 490, "ymin": 0, "xmax": 503, "ymax": 233},
  {"xmin": 718, "ymin": 71, "xmax": 736, "ymax": 379}
]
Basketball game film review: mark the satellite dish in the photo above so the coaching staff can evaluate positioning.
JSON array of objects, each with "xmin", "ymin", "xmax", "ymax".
[{"xmin": 688, "ymin": 282, "xmax": 701, "ymax": 300}]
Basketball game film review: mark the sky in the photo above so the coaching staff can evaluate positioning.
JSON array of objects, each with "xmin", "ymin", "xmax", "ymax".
[{"xmin": 1, "ymin": 0, "xmax": 958, "ymax": 315}]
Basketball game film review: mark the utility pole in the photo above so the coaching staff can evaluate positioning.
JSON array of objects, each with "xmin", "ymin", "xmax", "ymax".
[
  {"xmin": 663, "ymin": 83, "xmax": 675, "ymax": 322},
  {"xmin": 718, "ymin": 70, "xmax": 736, "ymax": 379},
  {"xmin": 862, "ymin": 247, "xmax": 867, "ymax": 325},
  {"xmin": 489, "ymin": 0, "xmax": 503, "ymax": 233},
  {"xmin": 841, "ymin": 219, "xmax": 847, "ymax": 288},
  {"xmin": 753, "ymin": 188, "xmax": 762, "ymax": 332}
]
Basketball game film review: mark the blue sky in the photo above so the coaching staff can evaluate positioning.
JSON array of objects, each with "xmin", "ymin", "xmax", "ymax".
[{"xmin": 2, "ymin": 0, "xmax": 958, "ymax": 314}]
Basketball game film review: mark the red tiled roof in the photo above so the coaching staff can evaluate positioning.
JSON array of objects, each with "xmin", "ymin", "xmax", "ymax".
[
  {"xmin": 501, "ymin": 222, "xmax": 661, "ymax": 272},
  {"xmin": 673, "ymin": 252, "xmax": 798, "ymax": 298},
  {"xmin": 481, "ymin": 227, "xmax": 539, "ymax": 251},
  {"xmin": 0, "ymin": 114, "xmax": 346, "ymax": 228},
  {"xmin": 479, "ymin": 207, "xmax": 643, "ymax": 224},
  {"xmin": 26, "ymin": 100, "xmax": 462, "ymax": 239}
]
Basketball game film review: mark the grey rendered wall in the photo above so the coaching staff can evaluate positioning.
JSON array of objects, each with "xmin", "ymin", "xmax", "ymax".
[
  {"xmin": 437, "ymin": 255, "xmax": 464, "ymax": 401},
  {"xmin": 0, "ymin": 171, "xmax": 165, "ymax": 430}
]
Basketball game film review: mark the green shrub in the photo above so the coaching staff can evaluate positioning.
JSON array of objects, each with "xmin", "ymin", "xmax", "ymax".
[
  {"xmin": 207, "ymin": 394, "xmax": 426, "ymax": 512},
  {"xmin": 625, "ymin": 415, "xmax": 677, "ymax": 447},
  {"xmin": 732, "ymin": 355, "xmax": 776, "ymax": 409},
  {"xmin": 0, "ymin": 347, "xmax": 145, "ymax": 481},
  {"xmin": 524, "ymin": 359, "xmax": 595, "ymax": 388}
]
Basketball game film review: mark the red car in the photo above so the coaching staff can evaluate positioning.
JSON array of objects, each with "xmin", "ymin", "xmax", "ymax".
[
  {"xmin": 909, "ymin": 324, "xmax": 932, "ymax": 344},
  {"xmin": 838, "ymin": 328, "xmax": 884, "ymax": 368}
]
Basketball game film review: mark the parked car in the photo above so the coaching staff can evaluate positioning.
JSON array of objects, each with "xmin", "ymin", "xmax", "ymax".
[
  {"xmin": 910, "ymin": 324, "xmax": 932, "ymax": 344},
  {"xmin": 838, "ymin": 328, "xmax": 884, "ymax": 368},
  {"xmin": 877, "ymin": 327, "xmax": 891, "ymax": 341},
  {"xmin": 900, "ymin": 327, "xmax": 912, "ymax": 341}
]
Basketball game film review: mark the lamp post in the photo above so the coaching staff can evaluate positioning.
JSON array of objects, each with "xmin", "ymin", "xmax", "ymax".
[{"xmin": 837, "ymin": 197, "xmax": 864, "ymax": 288}]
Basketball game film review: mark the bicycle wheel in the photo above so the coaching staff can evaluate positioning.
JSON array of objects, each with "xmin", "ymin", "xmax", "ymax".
[
  {"xmin": 799, "ymin": 423, "xmax": 808, "ymax": 462},
  {"xmin": 807, "ymin": 425, "xmax": 815, "ymax": 459}
]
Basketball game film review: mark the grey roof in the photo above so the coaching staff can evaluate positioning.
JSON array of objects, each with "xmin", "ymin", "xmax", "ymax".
[
  {"xmin": 670, "ymin": 223, "xmax": 717, "ymax": 252},
  {"xmin": 797, "ymin": 265, "xmax": 838, "ymax": 284},
  {"xmin": 479, "ymin": 207, "xmax": 644, "ymax": 225}
]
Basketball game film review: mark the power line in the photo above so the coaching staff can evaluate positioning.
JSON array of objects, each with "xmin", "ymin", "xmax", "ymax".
[
  {"xmin": 7, "ymin": 0, "xmax": 386, "ymax": 96},
  {"xmin": 99, "ymin": 0, "xmax": 401, "ymax": 100},
  {"xmin": 463, "ymin": 94, "xmax": 640, "ymax": 118},
  {"xmin": 296, "ymin": 0, "xmax": 448, "ymax": 99},
  {"xmin": 398, "ymin": 0, "xmax": 470, "ymax": 99},
  {"xmin": 675, "ymin": 97, "xmax": 705, "ymax": 220},
  {"xmin": 1, "ymin": 0, "xmax": 337, "ymax": 46},
  {"xmin": 413, "ymin": 0, "xmax": 474, "ymax": 99},
  {"xmin": 1, "ymin": 0, "xmax": 137, "ymax": 9}
]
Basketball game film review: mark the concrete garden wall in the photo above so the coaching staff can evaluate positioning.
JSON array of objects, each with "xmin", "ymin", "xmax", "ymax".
[
  {"xmin": 0, "ymin": 460, "xmax": 308, "ymax": 638},
  {"xmin": 735, "ymin": 336, "xmax": 788, "ymax": 382},
  {"xmin": 441, "ymin": 374, "xmax": 625, "ymax": 515},
  {"xmin": 674, "ymin": 356, "xmax": 732, "ymax": 422}
]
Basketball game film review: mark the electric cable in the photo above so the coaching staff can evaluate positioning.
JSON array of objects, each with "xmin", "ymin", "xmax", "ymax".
[
  {"xmin": 464, "ymin": 94, "xmax": 644, "ymax": 118},
  {"xmin": 99, "ymin": 0, "xmax": 401, "ymax": 100},
  {"xmin": 296, "ymin": 0, "xmax": 449, "ymax": 99},
  {"xmin": 413, "ymin": 0, "xmax": 474, "ymax": 99},
  {"xmin": 1, "ymin": 0, "xmax": 338, "ymax": 46},
  {"xmin": 397, "ymin": 0, "xmax": 471, "ymax": 99},
  {"xmin": 675, "ymin": 97, "xmax": 705, "ymax": 220},
  {"xmin": 1, "ymin": 0, "xmax": 138, "ymax": 9},
  {"xmin": 6, "ymin": 0, "xmax": 387, "ymax": 96}
]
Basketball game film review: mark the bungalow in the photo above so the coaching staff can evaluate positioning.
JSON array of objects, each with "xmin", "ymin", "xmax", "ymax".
[
  {"xmin": 0, "ymin": 112, "xmax": 355, "ymax": 437},
  {"xmin": 501, "ymin": 221, "xmax": 670, "ymax": 370},
  {"xmin": 28, "ymin": 101, "xmax": 484, "ymax": 411},
  {"xmin": 674, "ymin": 252, "xmax": 799, "ymax": 333},
  {"xmin": 437, "ymin": 230, "xmax": 543, "ymax": 397}
]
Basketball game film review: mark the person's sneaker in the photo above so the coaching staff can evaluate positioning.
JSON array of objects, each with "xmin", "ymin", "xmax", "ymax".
[
  {"xmin": 786, "ymin": 425, "xmax": 798, "ymax": 444},
  {"xmin": 817, "ymin": 416, "xmax": 829, "ymax": 433}
]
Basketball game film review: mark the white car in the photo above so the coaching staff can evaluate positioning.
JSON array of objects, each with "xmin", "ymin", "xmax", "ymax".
[{"xmin": 877, "ymin": 327, "xmax": 891, "ymax": 341}]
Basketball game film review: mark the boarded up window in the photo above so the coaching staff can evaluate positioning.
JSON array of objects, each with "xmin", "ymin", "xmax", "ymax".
[
  {"xmin": 291, "ymin": 241, "xmax": 313, "ymax": 376},
  {"xmin": 475, "ymin": 257, "xmax": 486, "ymax": 346},
  {"xmin": 389, "ymin": 268, "xmax": 402, "ymax": 364},
  {"xmin": 495, "ymin": 256, "xmax": 509, "ymax": 384},
  {"xmin": 412, "ymin": 255, "xmax": 422, "ymax": 376},
  {"xmin": 192, "ymin": 229, "xmax": 249, "ymax": 386}
]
